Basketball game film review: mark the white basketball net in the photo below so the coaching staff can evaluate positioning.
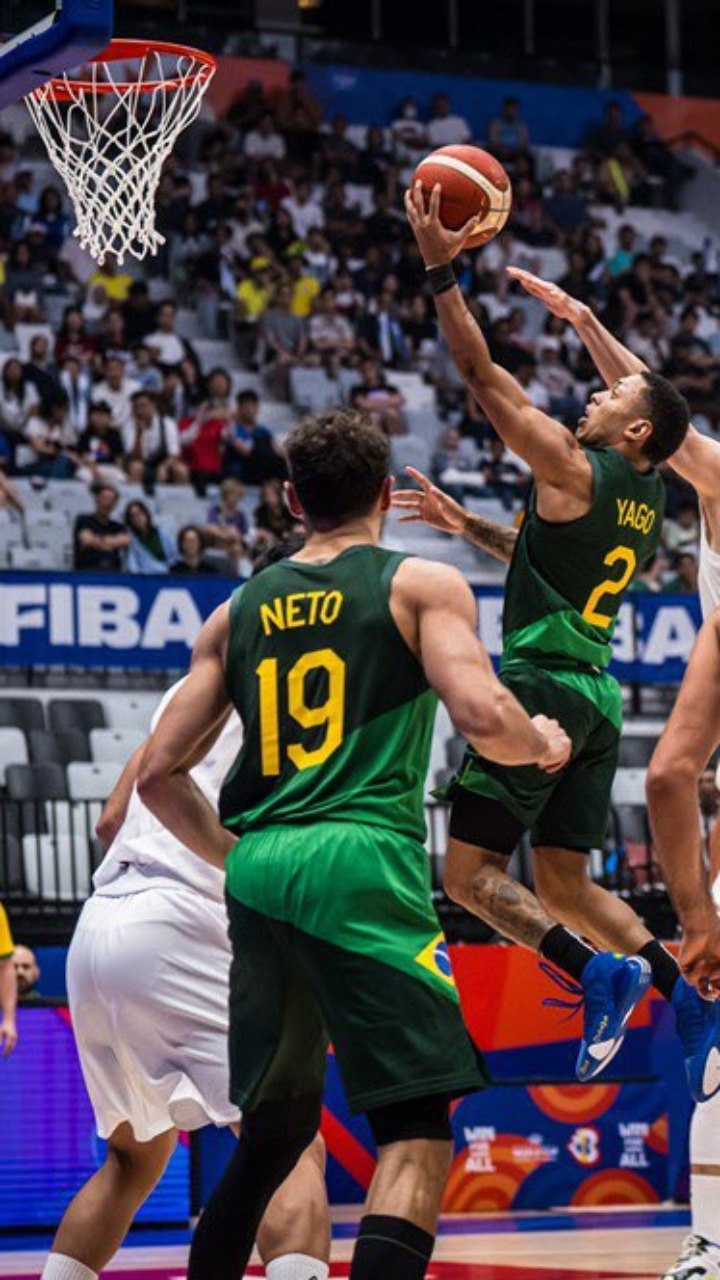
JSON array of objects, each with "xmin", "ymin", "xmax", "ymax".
[{"xmin": 26, "ymin": 47, "xmax": 215, "ymax": 264}]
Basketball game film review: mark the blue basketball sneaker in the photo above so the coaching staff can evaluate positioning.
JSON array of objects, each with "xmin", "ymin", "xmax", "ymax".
[
  {"xmin": 576, "ymin": 953, "xmax": 651, "ymax": 1081},
  {"xmin": 672, "ymin": 978, "xmax": 720, "ymax": 1103}
]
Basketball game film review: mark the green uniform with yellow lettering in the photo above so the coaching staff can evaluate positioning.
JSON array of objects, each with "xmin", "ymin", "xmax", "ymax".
[
  {"xmin": 220, "ymin": 545, "xmax": 486, "ymax": 1114},
  {"xmin": 445, "ymin": 446, "xmax": 664, "ymax": 853}
]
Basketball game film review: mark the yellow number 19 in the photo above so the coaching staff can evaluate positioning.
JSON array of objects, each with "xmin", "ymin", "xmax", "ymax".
[
  {"xmin": 582, "ymin": 544, "xmax": 637, "ymax": 629},
  {"xmin": 257, "ymin": 648, "xmax": 346, "ymax": 776}
]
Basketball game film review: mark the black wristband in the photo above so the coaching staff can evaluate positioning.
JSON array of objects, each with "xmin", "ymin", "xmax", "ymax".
[{"xmin": 426, "ymin": 262, "xmax": 456, "ymax": 296}]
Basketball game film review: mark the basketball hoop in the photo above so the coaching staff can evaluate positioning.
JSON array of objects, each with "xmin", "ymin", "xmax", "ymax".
[{"xmin": 25, "ymin": 39, "xmax": 217, "ymax": 264}]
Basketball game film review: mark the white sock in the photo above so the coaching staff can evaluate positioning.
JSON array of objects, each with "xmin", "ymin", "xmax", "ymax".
[
  {"xmin": 41, "ymin": 1256, "xmax": 98, "ymax": 1280},
  {"xmin": 265, "ymin": 1254, "xmax": 329, "ymax": 1280},
  {"xmin": 690, "ymin": 1090, "xmax": 720, "ymax": 1246}
]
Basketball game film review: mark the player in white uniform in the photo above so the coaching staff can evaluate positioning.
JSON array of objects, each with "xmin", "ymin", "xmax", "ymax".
[
  {"xmin": 508, "ymin": 265, "xmax": 720, "ymax": 1280},
  {"xmin": 42, "ymin": 679, "xmax": 330, "ymax": 1280}
]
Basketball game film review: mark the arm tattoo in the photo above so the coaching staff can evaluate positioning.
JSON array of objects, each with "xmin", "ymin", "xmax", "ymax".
[
  {"xmin": 463, "ymin": 514, "xmax": 518, "ymax": 564},
  {"xmin": 470, "ymin": 859, "xmax": 554, "ymax": 951}
]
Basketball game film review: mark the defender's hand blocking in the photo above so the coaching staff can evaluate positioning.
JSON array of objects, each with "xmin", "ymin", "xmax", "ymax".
[
  {"xmin": 507, "ymin": 266, "xmax": 589, "ymax": 326},
  {"xmin": 392, "ymin": 466, "xmax": 467, "ymax": 535},
  {"xmin": 532, "ymin": 714, "xmax": 572, "ymax": 774},
  {"xmin": 405, "ymin": 182, "xmax": 481, "ymax": 267}
]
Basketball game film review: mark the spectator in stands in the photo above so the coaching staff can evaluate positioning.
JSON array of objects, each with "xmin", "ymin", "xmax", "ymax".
[
  {"xmin": 286, "ymin": 251, "xmax": 322, "ymax": 318},
  {"xmin": 319, "ymin": 114, "xmax": 359, "ymax": 181},
  {"xmin": 261, "ymin": 280, "xmax": 308, "ymax": 399},
  {"xmin": 13, "ymin": 944, "xmax": 41, "ymax": 1002},
  {"xmin": 88, "ymin": 254, "xmax": 133, "ymax": 304},
  {"xmin": 487, "ymin": 97, "xmax": 530, "ymax": 163},
  {"xmin": 356, "ymin": 124, "xmax": 393, "ymax": 189},
  {"xmin": 583, "ymin": 99, "xmax": 630, "ymax": 158},
  {"xmin": 544, "ymin": 170, "xmax": 589, "ymax": 236},
  {"xmin": 364, "ymin": 190, "xmax": 405, "ymax": 247},
  {"xmin": 402, "ymin": 295, "xmax": 437, "ymax": 373},
  {"xmin": 626, "ymin": 311, "xmax": 669, "ymax": 370},
  {"xmin": 224, "ymin": 387, "xmax": 287, "ymax": 485},
  {"xmin": 227, "ymin": 77, "xmax": 269, "ymax": 132},
  {"xmin": 92, "ymin": 356, "xmax": 140, "ymax": 432},
  {"xmin": 127, "ymin": 345, "xmax": 164, "ymax": 394},
  {"xmin": 203, "ymin": 476, "xmax": 250, "ymax": 569},
  {"xmin": 146, "ymin": 302, "xmax": 196, "ymax": 373},
  {"xmin": 253, "ymin": 476, "xmax": 298, "ymax": 544},
  {"xmin": 97, "ymin": 309, "xmax": 131, "ymax": 365},
  {"xmin": 632, "ymin": 548, "xmax": 672, "ymax": 593},
  {"xmin": 535, "ymin": 337, "xmax": 582, "ymax": 423},
  {"xmin": 630, "ymin": 113, "xmax": 692, "ymax": 209},
  {"xmin": 349, "ymin": 358, "xmax": 406, "ymax": 436},
  {"xmin": 302, "ymin": 228, "xmax": 335, "ymax": 289},
  {"xmin": 235, "ymin": 257, "xmax": 273, "ymax": 364},
  {"xmin": 663, "ymin": 497, "xmax": 700, "ymax": 554},
  {"xmin": 179, "ymin": 369, "xmax": 232, "ymax": 494},
  {"xmin": 390, "ymin": 96, "xmax": 428, "ymax": 166},
  {"xmin": 24, "ymin": 394, "xmax": 77, "ymax": 478},
  {"xmin": 478, "ymin": 436, "xmax": 530, "ymax": 510},
  {"xmin": 76, "ymin": 400, "xmax": 125, "ymax": 484},
  {"xmin": 281, "ymin": 179, "xmax": 324, "ymax": 239},
  {"xmin": 0, "ymin": 357, "xmax": 39, "ymax": 450},
  {"xmin": 33, "ymin": 185, "xmax": 70, "ymax": 255},
  {"xmin": 123, "ymin": 390, "xmax": 188, "ymax": 487},
  {"xmin": 170, "ymin": 524, "xmax": 227, "ymax": 575},
  {"xmin": 358, "ymin": 290, "xmax": 408, "ymax": 368},
  {"xmin": 515, "ymin": 357, "xmax": 551, "ymax": 410},
  {"xmin": 274, "ymin": 68, "xmax": 323, "ymax": 133},
  {"xmin": 55, "ymin": 306, "xmax": 96, "ymax": 366},
  {"xmin": 663, "ymin": 548, "xmax": 699, "ymax": 595},
  {"xmin": 24, "ymin": 334, "xmax": 59, "ymax": 408},
  {"xmin": 0, "ymin": 901, "xmax": 17, "ymax": 1056},
  {"xmin": 73, "ymin": 482, "xmax": 130, "ymax": 571},
  {"xmin": 308, "ymin": 287, "xmax": 356, "ymax": 360},
  {"xmin": 427, "ymin": 93, "xmax": 472, "ymax": 148},
  {"xmin": 607, "ymin": 223, "xmax": 638, "ymax": 276},
  {"xmin": 1, "ymin": 240, "xmax": 45, "ymax": 325},
  {"xmin": 430, "ymin": 425, "xmax": 478, "ymax": 499},
  {"xmin": 120, "ymin": 281, "xmax": 156, "ymax": 346},
  {"xmin": 123, "ymin": 500, "xmax": 176, "ymax": 574},
  {"xmin": 243, "ymin": 110, "xmax": 287, "ymax": 166},
  {"xmin": 599, "ymin": 142, "xmax": 649, "ymax": 208}
]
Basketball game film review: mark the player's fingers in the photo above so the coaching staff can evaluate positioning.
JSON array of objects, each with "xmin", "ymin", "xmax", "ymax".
[
  {"xmin": 405, "ymin": 465, "xmax": 433, "ymax": 491},
  {"xmin": 458, "ymin": 212, "xmax": 482, "ymax": 242},
  {"xmin": 413, "ymin": 179, "xmax": 427, "ymax": 218},
  {"xmin": 404, "ymin": 189, "xmax": 419, "ymax": 224},
  {"xmin": 397, "ymin": 514, "xmax": 424, "ymax": 523},
  {"xmin": 391, "ymin": 497, "xmax": 424, "ymax": 509},
  {"xmin": 429, "ymin": 183, "xmax": 442, "ymax": 221}
]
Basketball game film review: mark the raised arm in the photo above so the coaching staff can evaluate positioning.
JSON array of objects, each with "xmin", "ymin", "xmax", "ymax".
[
  {"xmin": 137, "ymin": 604, "xmax": 236, "ymax": 868},
  {"xmin": 394, "ymin": 558, "xmax": 570, "ymax": 769},
  {"xmin": 647, "ymin": 611, "xmax": 720, "ymax": 995},
  {"xmin": 510, "ymin": 267, "xmax": 720, "ymax": 498},
  {"xmin": 405, "ymin": 185, "xmax": 590, "ymax": 494},
  {"xmin": 392, "ymin": 466, "xmax": 518, "ymax": 563}
]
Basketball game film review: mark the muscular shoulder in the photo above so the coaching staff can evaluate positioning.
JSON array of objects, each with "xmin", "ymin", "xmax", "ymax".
[
  {"xmin": 192, "ymin": 601, "xmax": 231, "ymax": 666},
  {"xmin": 390, "ymin": 558, "xmax": 476, "ymax": 656}
]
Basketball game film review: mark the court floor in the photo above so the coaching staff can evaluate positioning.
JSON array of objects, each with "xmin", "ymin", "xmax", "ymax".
[{"xmin": 0, "ymin": 1207, "xmax": 689, "ymax": 1279}]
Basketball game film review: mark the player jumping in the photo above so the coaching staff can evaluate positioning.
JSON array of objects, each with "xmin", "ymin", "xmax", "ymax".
[
  {"xmin": 137, "ymin": 408, "xmax": 573, "ymax": 1280},
  {"xmin": 400, "ymin": 182, "xmax": 720, "ymax": 1098},
  {"xmin": 42, "ymin": 663, "xmax": 329, "ymax": 1280},
  {"xmin": 504, "ymin": 265, "xmax": 720, "ymax": 1280}
]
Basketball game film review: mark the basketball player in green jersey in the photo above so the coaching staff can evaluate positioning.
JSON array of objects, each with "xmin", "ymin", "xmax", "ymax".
[
  {"xmin": 402, "ymin": 184, "xmax": 720, "ymax": 1100},
  {"xmin": 137, "ymin": 409, "xmax": 573, "ymax": 1280}
]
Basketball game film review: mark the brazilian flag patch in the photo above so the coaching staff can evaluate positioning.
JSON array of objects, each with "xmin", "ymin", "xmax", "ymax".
[{"xmin": 414, "ymin": 933, "xmax": 456, "ymax": 989}]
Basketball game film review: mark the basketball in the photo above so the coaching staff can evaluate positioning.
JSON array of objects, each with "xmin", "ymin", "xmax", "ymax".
[{"xmin": 412, "ymin": 145, "xmax": 512, "ymax": 248}]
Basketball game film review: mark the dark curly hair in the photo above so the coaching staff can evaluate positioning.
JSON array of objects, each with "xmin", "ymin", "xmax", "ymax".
[
  {"xmin": 286, "ymin": 409, "xmax": 390, "ymax": 530},
  {"xmin": 640, "ymin": 372, "xmax": 690, "ymax": 465}
]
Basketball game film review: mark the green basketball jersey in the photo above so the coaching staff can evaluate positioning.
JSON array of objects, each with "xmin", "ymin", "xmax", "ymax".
[
  {"xmin": 219, "ymin": 545, "xmax": 437, "ymax": 841},
  {"xmin": 503, "ymin": 447, "xmax": 663, "ymax": 669}
]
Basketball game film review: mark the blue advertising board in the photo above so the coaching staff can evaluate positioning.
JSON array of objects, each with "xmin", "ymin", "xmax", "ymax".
[{"xmin": 0, "ymin": 571, "xmax": 703, "ymax": 683}]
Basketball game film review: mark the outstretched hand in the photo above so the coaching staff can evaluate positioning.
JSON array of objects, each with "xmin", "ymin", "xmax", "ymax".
[
  {"xmin": 405, "ymin": 182, "xmax": 481, "ymax": 267},
  {"xmin": 391, "ymin": 466, "xmax": 467, "ymax": 535},
  {"xmin": 679, "ymin": 912, "xmax": 720, "ymax": 1001},
  {"xmin": 507, "ymin": 266, "xmax": 589, "ymax": 326}
]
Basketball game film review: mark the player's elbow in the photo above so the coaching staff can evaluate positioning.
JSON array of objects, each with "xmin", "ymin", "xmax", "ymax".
[
  {"xmin": 454, "ymin": 687, "xmax": 514, "ymax": 752},
  {"xmin": 136, "ymin": 754, "xmax": 169, "ymax": 810},
  {"xmin": 646, "ymin": 752, "xmax": 697, "ymax": 805}
]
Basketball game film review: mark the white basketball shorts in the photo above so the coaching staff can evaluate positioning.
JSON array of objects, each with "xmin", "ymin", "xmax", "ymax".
[{"xmin": 67, "ymin": 886, "xmax": 240, "ymax": 1142}]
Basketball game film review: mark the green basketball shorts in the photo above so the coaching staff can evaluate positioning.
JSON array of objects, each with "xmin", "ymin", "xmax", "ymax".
[
  {"xmin": 224, "ymin": 821, "xmax": 487, "ymax": 1114},
  {"xmin": 441, "ymin": 662, "xmax": 621, "ymax": 855}
]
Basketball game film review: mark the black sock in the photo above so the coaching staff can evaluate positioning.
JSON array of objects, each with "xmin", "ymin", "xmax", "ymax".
[
  {"xmin": 350, "ymin": 1214, "xmax": 435, "ymax": 1280},
  {"xmin": 539, "ymin": 924, "xmax": 596, "ymax": 982},
  {"xmin": 188, "ymin": 1096, "xmax": 320, "ymax": 1280},
  {"xmin": 637, "ymin": 940, "xmax": 680, "ymax": 1001}
]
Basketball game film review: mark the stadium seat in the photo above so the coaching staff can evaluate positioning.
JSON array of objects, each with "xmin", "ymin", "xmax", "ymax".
[
  {"xmin": 391, "ymin": 434, "xmax": 432, "ymax": 475},
  {"xmin": 617, "ymin": 736, "xmax": 658, "ymax": 767},
  {"xmin": 6, "ymin": 762, "xmax": 69, "ymax": 837},
  {"xmin": 0, "ymin": 727, "xmax": 29, "ymax": 785},
  {"xmin": 104, "ymin": 697, "xmax": 156, "ymax": 733},
  {"xmin": 9, "ymin": 544, "xmax": 64, "ymax": 571},
  {"xmin": 612, "ymin": 767, "xmax": 647, "ymax": 805},
  {"xmin": 67, "ymin": 761, "xmax": 123, "ymax": 801},
  {"xmin": 445, "ymin": 733, "xmax": 466, "ymax": 772},
  {"xmin": 21, "ymin": 833, "xmax": 92, "ymax": 901},
  {"xmin": 0, "ymin": 697, "xmax": 45, "ymax": 732},
  {"xmin": 28, "ymin": 729, "xmax": 91, "ymax": 767},
  {"xmin": 48, "ymin": 699, "xmax": 106, "ymax": 735},
  {"xmin": 289, "ymin": 367, "xmax": 335, "ymax": 412},
  {"xmin": 90, "ymin": 728, "xmax": 145, "ymax": 765},
  {"xmin": 0, "ymin": 833, "xmax": 23, "ymax": 896}
]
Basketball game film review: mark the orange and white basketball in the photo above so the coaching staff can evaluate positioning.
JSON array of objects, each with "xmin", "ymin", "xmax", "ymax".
[{"xmin": 413, "ymin": 144, "xmax": 512, "ymax": 248}]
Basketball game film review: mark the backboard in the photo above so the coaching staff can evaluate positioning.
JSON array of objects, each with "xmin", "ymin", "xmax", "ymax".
[{"xmin": 0, "ymin": 0, "xmax": 113, "ymax": 109}]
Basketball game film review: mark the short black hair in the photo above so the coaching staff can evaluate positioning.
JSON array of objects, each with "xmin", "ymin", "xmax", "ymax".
[
  {"xmin": 252, "ymin": 532, "xmax": 306, "ymax": 576},
  {"xmin": 287, "ymin": 409, "xmax": 390, "ymax": 531},
  {"xmin": 640, "ymin": 372, "xmax": 690, "ymax": 465},
  {"xmin": 237, "ymin": 388, "xmax": 259, "ymax": 404}
]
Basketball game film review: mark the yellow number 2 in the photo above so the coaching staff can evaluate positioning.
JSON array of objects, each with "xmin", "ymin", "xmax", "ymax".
[
  {"xmin": 257, "ymin": 648, "xmax": 346, "ymax": 777},
  {"xmin": 582, "ymin": 545, "xmax": 637, "ymax": 629}
]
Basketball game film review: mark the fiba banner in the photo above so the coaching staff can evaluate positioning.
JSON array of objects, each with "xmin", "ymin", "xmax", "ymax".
[{"xmin": 0, "ymin": 571, "xmax": 703, "ymax": 681}]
